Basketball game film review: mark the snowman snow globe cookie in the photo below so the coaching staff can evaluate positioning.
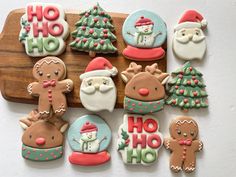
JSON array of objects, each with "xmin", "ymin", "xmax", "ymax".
[
  {"xmin": 68, "ymin": 115, "xmax": 112, "ymax": 166},
  {"xmin": 122, "ymin": 10, "xmax": 167, "ymax": 61}
]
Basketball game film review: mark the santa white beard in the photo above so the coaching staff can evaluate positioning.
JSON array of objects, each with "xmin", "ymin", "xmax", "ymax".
[
  {"xmin": 172, "ymin": 30, "xmax": 206, "ymax": 60},
  {"xmin": 80, "ymin": 77, "xmax": 117, "ymax": 112}
]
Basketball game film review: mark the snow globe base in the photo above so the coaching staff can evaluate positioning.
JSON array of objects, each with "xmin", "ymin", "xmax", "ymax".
[
  {"xmin": 123, "ymin": 45, "xmax": 165, "ymax": 61},
  {"xmin": 69, "ymin": 151, "xmax": 110, "ymax": 166}
]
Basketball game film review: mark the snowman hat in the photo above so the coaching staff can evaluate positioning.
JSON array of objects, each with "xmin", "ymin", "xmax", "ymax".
[
  {"xmin": 135, "ymin": 16, "xmax": 154, "ymax": 27},
  {"xmin": 174, "ymin": 10, "xmax": 207, "ymax": 31},
  {"xmin": 80, "ymin": 121, "xmax": 98, "ymax": 133},
  {"xmin": 80, "ymin": 57, "xmax": 118, "ymax": 80}
]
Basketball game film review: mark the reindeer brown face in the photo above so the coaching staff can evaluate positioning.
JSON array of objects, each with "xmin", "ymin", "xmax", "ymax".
[{"xmin": 121, "ymin": 62, "xmax": 169, "ymax": 101}]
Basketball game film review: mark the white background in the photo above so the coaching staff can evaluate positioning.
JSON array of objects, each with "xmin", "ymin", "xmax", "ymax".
[{"xmin": 0, "ymin": 0, "xmax": 236, "ymax": 177}]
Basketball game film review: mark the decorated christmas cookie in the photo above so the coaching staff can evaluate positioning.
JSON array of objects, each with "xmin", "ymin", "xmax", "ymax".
[
  {"xmin": 164, "ymin": 116, "xmax": 203, "ymax": 173},
  {"xmin": 27, "ymin": 57, "xmax": 73, "ymax": 118},
  {"xmin": 172, "ymin": 10, "xmax": 207, "ymax": 60},
  {"xmin": 19, "ymin": 3, "xmax": 69, "ymax": 57},
  {"xmin": 68, "ymin": 115, "xmax": 112, "ymax": 166},
  {"xmin": 165, "ymin": 62, "xmax": 208, "ymax": 111},
  {"xmin": 121, "ymin": 62, "xmax": 169, "ymax": 114},
  {"xmin": 122, "ymin": 10, "xmax": 167, "ymax": 61},
  {"xmin": 70, "ymin": 3, "xmax": 117, "ymax": 57},
  {"xmin": 118, "ymin": 114, "xmax": 163, "ymax": 165},
  {"xmin": 80, "ymin": 57, "xmax": 118, "ymax": 112},
  {"xmin": 19, "ymin": 110, "xmax": 68, "ymax": 161}
]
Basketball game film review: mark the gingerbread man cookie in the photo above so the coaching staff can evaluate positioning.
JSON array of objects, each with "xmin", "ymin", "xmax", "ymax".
[
  {"xmin": 27, "ymin": 57, "xmax": 73, "ymax": 117},
  {"xmin": 164, "ymin": 116, "xmax": 203, "ymax": 173}
]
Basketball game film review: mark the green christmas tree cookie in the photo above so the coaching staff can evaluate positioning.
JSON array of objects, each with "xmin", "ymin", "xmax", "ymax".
[
  {"xmin": 70, "ymin": 3, "xmax": 117, "ymax": 57},
  {"xmin": 165, "ymin": 62, "xmax": 208, "ymax": 111}
]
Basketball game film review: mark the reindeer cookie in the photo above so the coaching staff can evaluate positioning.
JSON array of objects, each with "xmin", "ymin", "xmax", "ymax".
[
  {"xmin": 164, "ymin": 116, "xmax": 203, "ymax": 173},
  {"xmin": 27, "ymin": 57, "xmax": 73, "ymax": 118},
  {"xmin": 121, "ymin": 62, "xmax": 169, "ymax": 114},
  {"xmin": 19, "ymin": 110, "xmax": 68, "ymax": 161}
]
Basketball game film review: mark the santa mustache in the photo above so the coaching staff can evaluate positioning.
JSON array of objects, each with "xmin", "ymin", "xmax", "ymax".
[
  {"xmin": 175, "ymin": 34, "xmax": 205, "ymax": 44},
  {"xmin": 81, "ymin": 84, "xmax": 114, "ymax": 94}
]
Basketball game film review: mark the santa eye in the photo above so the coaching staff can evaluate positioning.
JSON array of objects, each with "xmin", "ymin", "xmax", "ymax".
[
  {"xmin": 38, "ymin": 71, "xmax": 43, "ymax": 76},
  {"xmin": 190, "ymin": 131, "xmax": 194, "ymax": 136},
  {"xmin": 51, "ymin": 136, "xmax": 55, "ymax": 140},
  {"xmin": 54, "ymin": 70, "xmax": 59, "ymax": 75},
  {"xmin": 103, "ymin": 80, "xmax": 109, "ymax": 85},
  {"xmin": 177, "ymin": 130, "xmax": 181, "ymax": 135},
  {"xmin": 87, "ymin": 81, "xmax": 92, "ymax": 86}
]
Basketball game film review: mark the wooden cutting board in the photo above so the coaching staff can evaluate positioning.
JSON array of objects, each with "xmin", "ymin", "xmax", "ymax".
[{"xmin": 0, "ymin": 9, "xmax": 167, "ymax": 108}]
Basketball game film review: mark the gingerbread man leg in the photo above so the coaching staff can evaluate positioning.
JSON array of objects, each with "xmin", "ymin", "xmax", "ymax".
[
  {"xmin": 170, "ymin": 153, "xmax": 183, "ymax": 172},
  {"xmin": 38, "ymin": 98, "xmax": 51, "ymax": 118},
  {"xmin": 52, "ymin": 96, "xmax": 67, "ymax": 117},
  {"xmin": 183, "ymin": 154, "xmax": 196, "ymax": 173}
]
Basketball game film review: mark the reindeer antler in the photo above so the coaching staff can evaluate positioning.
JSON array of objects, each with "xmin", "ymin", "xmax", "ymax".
[
  {"xmin": 145, "ymin": 63, "xmax": 169, "ymax": 84},
  {"xmin": 19, "ymin": 109, "xmax": 41, "ymax": 129},
  {"xmin": 121, "ymin": 62, "xmax": 142, "ymax": 83}
]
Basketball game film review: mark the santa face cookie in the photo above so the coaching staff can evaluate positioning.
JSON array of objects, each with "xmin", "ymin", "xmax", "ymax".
[
  {"xmin": 118, "ymin": 114, "xmax": 163, "ymax": 165},
  {"xmin": 122, "ymin": 10, "xmax": 167, "ymax": 61},
  {"xmin": 19, "ymin": 110, "xmax": 68, "ymax": 161},
  {"xmin": 164, "ymin": 116, "xmax": 203, "ymax": 173},
  {"xmin": 19, "ymin": 3, "xmax": 69, "ymax": 57},
  {"xmin": 172, "ymin": 10, "xmax": 207, "ymax": 60},
  {"xmin": 27, "ymin": 57, "xmax": 73, "ymax": 118},
  {"xmin": 68, "ymin": 115, "xmax": 112, "ymax": 166},
  {"xmin": 80, "ymin": 57, "xmax": 118, "ymax": 112},
  {"xmin": 165, "ymin": 62, "xmax": 208, "ymax": 111},
  {"xmin": 121, "ymin": 62, "xmax": 169, "ymax": 114},
  {"xmin": 70, "ymin": 3, "xmax": 117, "ymax": 57}
]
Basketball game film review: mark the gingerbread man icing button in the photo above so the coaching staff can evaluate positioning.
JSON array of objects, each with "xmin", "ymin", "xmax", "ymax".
[
  {"xmin": 172, "ymin": 10, "xmax": 207, "ymax": 60},
  {"xmin": 121, "ymin": 62, "xmax": 169, "ymax": 114},
  {"xmin": 117, "ymin": 114, "xmax": 163, "ymax": 165},
  {"xmin": 122, "ymin": 10, "xmax": 167, "ymax": 61},
  {"xmin": 68, "ymin": 115, "xmax": 112, "ymax": 166},
  {"xmin": 80, "ymin": 57, "xmax": 118, "ymax": 112},
  {"xmin": 19, "ymin": 110, "xmax": 69, "ymax": 161},
  {"xmin": 164, "ymin": 116, "xmax": 203, "ymax": 173},
  {"xmin": 27, "ymin": 57, "xmax": 73, "ymax": 118},
  {"xmin": 19, "ymin": 3, "xmax": 69, "ymax": 57}
]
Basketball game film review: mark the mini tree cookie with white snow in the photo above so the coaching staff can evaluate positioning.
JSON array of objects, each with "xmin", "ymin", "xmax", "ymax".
[
  {"xmin": 117, "ymin": 114, "xmax": 163, "ymax": 165},
  {"xmin": 19, "ymin": 3, "xmax": 69, "ymax": 57},
  {"xmin": 80, "ymin": 57, "xmax": 118, "ymax": 112},
  {"xmin": 68, "ymin": 115, "xmax": 112, "ymax": 166},
  {"xmin": 172, "ymin": 10, "xmax": 207, "ymax": 60}
]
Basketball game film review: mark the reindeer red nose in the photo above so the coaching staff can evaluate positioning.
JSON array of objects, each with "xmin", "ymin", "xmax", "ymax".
[
  {"xmin": 138, "ymin": 88, "xmax": 149, "ymax": 96},
  {"xmin": 35, "ymin": 137, "xmax": 46, "ymax": 145}
]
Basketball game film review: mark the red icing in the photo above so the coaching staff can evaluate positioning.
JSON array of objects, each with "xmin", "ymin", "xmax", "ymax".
[
  {"xmin": 69, "ymin": 151, "xmax": 110, "ymax": 166},
  {"xmin": 33, "ymin": 22, "xmax": 48, "ymax": 37},
  {"xmin": 179, "ymin": 139, "xmax": 192, "ymax": 146},
  {"xmin": 100, "ymin": 40, "xmax": 105, "ymax": 45},
  {"xmin": 84, "ymin": 57, "xmax": 113, "ymax": 72},
  {"xmin": 195, "ymin": 100, "xmax": 200, "ymax": 104},
  {"xmin": 189, "ymin": 67, "xmax": 193, "ymax": 71},
  {"xmin": 94, "ymin": 18, "xmax": 98, "ymax": 22},
  {"xmin": 187, "ymin": 80, "xmax": 191, "ymax": 85},
  {"xmin": 147, "ymin": 134, "xmax": 161, "ymax": 148},
  {"xmin": 82, "ymin": 26, "xmax": 86, "ymax": 31},
  {"xmin": 43, "ymin": 80, "xmax": 56, "ymax": 88},
  {"xmin": 89, "ymin": 29, "xmax": 94, "ymax": 34},
  {"xmin": 103, "ymin": 18, "xmax": 108, "ymax": 23},
  {"xmin": 138, "ymin": 88, "xmax": 149, "ymax": 96},
  {"xmin": 175, "ymin": 86, "xmax": 179, "ymax": 89},
  {"xmin": 27, "ymin": 5, "xmax": 43, "ymax": 22},
  {"xmin": 179, "ymin": 89, "xmax": 184, "ymax": 94},
  {"xmin": 104, "ymin": 34, "xmax": 108, "ymax": 38},
  {"xmin": 184, "ymin": 99, "xmax": 188, "ymax": 103},
  {"xmin": 103, "ymin": 29, "xmax": 108, "ymax": 33},
  {"xmin": 82, "ymin": 38, "xmax": 87, "ymax": 43},
  {"xmin": 193, "ymin": 92, "xmax": 198, "ymax": 96},
  {"xmin": 44, "ymin": 6, "xmax": 59, "ymax": 21},
  {"xmin": 132, "ymin": 134, "xmax": 146, "ymax": 148},
  {"xmin": 48, "ymin": 23, "xmax": 64, "ymax": 36},
  {"xmin": 135, "ymin": 16, "xmax": 154, "ymax": 27},
  {"xmin": 143, "ymin": 118, "xmax": 157, "ymax": 133},
  {"xmin": 178, "ymin": 10, "xmax": 204, "ymax": 24},
  {"xmin": 172, "ymin": 100, "xmax": 176, "ymax": 104},
  {"xmin": 35, "ymin": 137, "xmax": 46, "ymax": 145},
  {"xmin": 122, "ymin": 45, "xmax": 165, "ymax": 61},
  {"xmin": 194, "ymin": 80, "xmax": 199, "ymax": 84},
  {"xmin": 94, "ymin": 43, "xmax": 98, "ymax": 47},
  {"xmin": 128, "ymin": 116, "xmax": 142, "ymax": 133}
]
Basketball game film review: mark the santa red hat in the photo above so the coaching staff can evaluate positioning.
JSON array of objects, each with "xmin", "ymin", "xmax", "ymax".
[
  {"xmin": 80, "ymin": 57, "xmax": 118, "ymax": 79},
  {"xmin": 174, "ymin": 10, "xmax": 207, "ymax": 31},
  {"xmin": 135, "ymin": 16, "xmax": 154, "ymax": 27},
  {"xmin": 80, "ymin": 121, "xmax": 98, "ymax": 133}
]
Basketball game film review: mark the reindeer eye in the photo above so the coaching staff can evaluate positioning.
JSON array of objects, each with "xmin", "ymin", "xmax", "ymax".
[
  {"xmin": 38, "ymin": 71, "xmax": 43, "ymax": 76},
  {"xmin": 133, "ymin": 86, "xmax": 135, "ymax": 90},
  {"xmin": 29, "ymin": 135, "xmax": 32, "ymax": 139},
  {"xmin": 190, "ymin": 131, "xmax": 194, "ymax": 136},
  {"xmin": 54, "ymin": 70, "xmax": 59, "ymax": 75},
  {"xmin": 177, "ymin": 130, "xmax": 181, "ymax": 135},
  {"xmin": 155, "ymin": 87, "xmax": 158, "ymax": 91},
  {"xmin": 52, "ymin": 136, "xmax": 55, "ymax": 140}
]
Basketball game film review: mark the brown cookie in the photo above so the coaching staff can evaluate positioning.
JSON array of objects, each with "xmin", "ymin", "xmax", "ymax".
[
  {"xmin": 27, "ymin": 57, "xmax": 73, "ymax": 118},
  {"xmin": 164, "ymin": 116, "xmax": 203, "ymax": 173}
]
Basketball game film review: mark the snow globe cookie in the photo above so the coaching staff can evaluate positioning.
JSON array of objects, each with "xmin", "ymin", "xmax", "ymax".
[
  {"xmin": 70, "ymin": 3, "xmax": 117, "ymax": 57},
  {"xmin": 19, "ymin": 3, "xmax": 69, "ymax": 57},
  {"xmin": 19, "ymin": 110, "xmax": 68, "ymax": 161},
  {"xmin": 80, "ymin": 57, "xmax": 118, "ymax": 112},
  {"xmin": 165, "ymin": 62, "xmax": 208, "ymax": 111},
  {"xmin": 172, "ymin": 10, "xmax": 207, "ymax": 60},
  {"xmin": 121, "ymin": 62, "xmax": 169, "ymax": 114},
  {"xmin": 117, "ymin": 114, "xmax": 163, "ymax": 165},
  {"xmin": 122, "ymin": 10, "xmax": 167, "ymax": 61},
  {"xmin": 68, "ymin": 115, "xmax": 112, "ymax": 166}
]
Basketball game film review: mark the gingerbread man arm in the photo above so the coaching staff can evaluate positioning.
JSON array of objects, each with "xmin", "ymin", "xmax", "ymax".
[
  {"xmin": 27, "ymin": 82, "xmax": 41, "ymax": 96},
  {"xmin": 58, "ymin": 79, "xmax": 74, "ymax": 93},
  {"xmin": 192, "ymin": 140, "xmax": 203, "ymax": 152},
  {"xmin": 164, "ymin": 138, "xmax": 178, "ymax": 151}
]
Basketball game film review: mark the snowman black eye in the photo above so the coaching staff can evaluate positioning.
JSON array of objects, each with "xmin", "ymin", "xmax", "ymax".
[
  {"xmin": 54, "ymin": 70, "xmax": 59, "ymax": 75},
  {"xmin": 190, "ymin": 131, "xmax": 194, "ymax": 136},
  {"xmin": 38, "ymin": 71, "xmax": 43, "ymax": 76},
  {"xmin": 177, "ymin": 130, "xmax": 181, "ymax": 135}
]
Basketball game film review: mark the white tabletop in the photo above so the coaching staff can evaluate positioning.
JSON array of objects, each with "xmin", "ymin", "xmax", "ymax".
[{"xmin": 0, "ymin": 0, "xmax": 236, "ymax": 176}]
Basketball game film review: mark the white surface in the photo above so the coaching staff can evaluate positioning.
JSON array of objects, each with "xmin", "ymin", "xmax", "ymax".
[{"xmin": 0, "ymin": 0, "xmax": 236, "ymax": 176}]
